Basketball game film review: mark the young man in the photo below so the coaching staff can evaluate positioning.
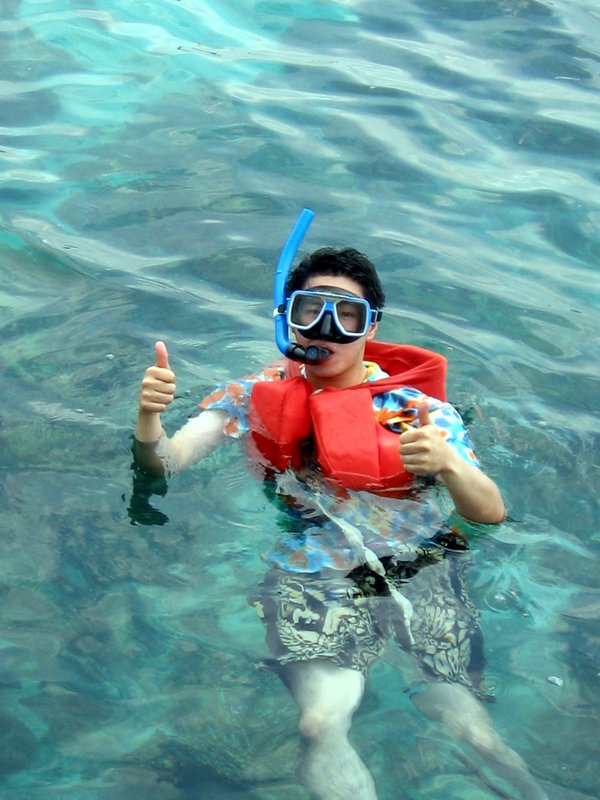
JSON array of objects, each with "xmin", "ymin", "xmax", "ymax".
[{"xmin": 134, "ymin": 247, "xmax": 547, "ymax": 800}]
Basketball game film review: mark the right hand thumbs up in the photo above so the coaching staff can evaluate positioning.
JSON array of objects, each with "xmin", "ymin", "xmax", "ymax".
[
  {"xmin": 139, "ymin": 340, "xmax": 176, "ymax": 414},
  {"xmin": 155, "ymin": 340, "xmax": 170, "ymax": 369}
]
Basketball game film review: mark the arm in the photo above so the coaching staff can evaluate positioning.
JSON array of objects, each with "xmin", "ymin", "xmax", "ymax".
[
  {"xmin": 134, "ymin": 341, "xmax": 225, "ymax": 476},
  {"xmin": 399, "ymin": 399, "xmax": 506, "ymax": 524}
]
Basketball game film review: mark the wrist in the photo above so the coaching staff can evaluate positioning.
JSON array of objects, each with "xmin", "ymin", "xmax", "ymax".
[
  {"xmin": 436, "ymin": 442, "xmax": 464, "ymax": 481},
  {"xmin": 135, "ymin": 411, "xmax": 164, "ymax": 443}
]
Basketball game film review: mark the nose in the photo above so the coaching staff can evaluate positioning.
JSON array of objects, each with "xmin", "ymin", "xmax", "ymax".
[{"xmin": 318, "ymin": 312, "xmax": 334, "ymax": 337}]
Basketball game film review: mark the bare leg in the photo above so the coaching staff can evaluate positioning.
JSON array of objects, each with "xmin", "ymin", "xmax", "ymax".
[
  {"xmin": 282, "ymin": 659, "xmax": 379, "ymax": 800},
  {"xmin": 412, "ymin": 682, "xmax": 548, "ymax": 800}
]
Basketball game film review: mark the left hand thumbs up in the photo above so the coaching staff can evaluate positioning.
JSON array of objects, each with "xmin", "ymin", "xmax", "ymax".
[{"xmin": 400, "ymin": 396, "xmax": 449, "ymax": 476}]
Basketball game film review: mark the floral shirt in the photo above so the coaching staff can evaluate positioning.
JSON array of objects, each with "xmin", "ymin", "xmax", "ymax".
[{"xmin": 200, "ymin": 361, "xmax": 479, "ymax": 573}]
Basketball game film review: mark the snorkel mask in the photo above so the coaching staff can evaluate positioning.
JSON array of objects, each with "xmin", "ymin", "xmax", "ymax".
[
  {"xmin": 286, "ymin": 288, "xmax": 379, "ymax": 345},
  {"xmin": 273, "ymin": 209, "xmax": 381, "ymax": 364}
]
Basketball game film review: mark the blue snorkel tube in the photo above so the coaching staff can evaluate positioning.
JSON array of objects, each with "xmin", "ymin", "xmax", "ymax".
[{"xmin": 273, "ymin": 208, "xmax": 332, "ymax": 364}]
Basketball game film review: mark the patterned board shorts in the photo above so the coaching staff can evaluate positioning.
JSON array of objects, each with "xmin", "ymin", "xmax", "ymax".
[{"xmin": 251, "ymin": 538, "xmax": 488, "ymax": 698}]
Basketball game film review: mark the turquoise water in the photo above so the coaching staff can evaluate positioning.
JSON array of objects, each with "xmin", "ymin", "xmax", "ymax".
[{"xmin": 1, "ymin": 0, "xmax": 599, "ymax": 797}]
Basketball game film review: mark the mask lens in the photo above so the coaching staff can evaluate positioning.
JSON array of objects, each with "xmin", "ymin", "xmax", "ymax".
[
  {"xmin": 335, "ymin": 299, "xmax": 367, "ymax": 334},
  {"xmin": 289, "ymin": 294, "xmax": 326, "ymax": 329}
]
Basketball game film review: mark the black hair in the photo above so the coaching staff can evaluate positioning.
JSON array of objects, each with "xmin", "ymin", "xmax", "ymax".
[{"xmin": 285, "ymin": 247, "xmax": 386, "ymax": 309}]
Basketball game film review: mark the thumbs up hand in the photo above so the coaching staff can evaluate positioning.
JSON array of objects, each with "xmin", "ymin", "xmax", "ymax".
[
  {"xmin": 399, "ymin": 398, "xmax": 454, "ymax": 476},
  {"xmin": 138, "ymin": 340, "xmax": 176, "ymax": 415}
]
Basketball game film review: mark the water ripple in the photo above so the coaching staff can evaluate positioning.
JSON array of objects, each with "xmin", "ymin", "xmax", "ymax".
[{"xmin": 1, "ymin": 2, "xmax": 599, "ymax": 797}]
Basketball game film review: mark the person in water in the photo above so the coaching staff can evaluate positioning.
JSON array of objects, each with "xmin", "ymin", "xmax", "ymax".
[{"xmin": 133, "ymin": 243, "xmax": 547, "ymax": 800}]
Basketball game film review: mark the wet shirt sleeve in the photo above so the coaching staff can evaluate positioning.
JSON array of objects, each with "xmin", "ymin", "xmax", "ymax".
[
  {"xmin": 372, "ymin": 386, "xmax": 480, "ymax": 469},
  {"xmin": 199, "ymin": 365, "xmax": 285, "ymax": 439}
]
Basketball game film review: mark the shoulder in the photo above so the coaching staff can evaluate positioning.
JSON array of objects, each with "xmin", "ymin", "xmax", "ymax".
[
  {"xmin": 252, "ymin": 363, "xmax": 288, "ymax": 382},
  {"xmin": 199, "ymin": 361, "xmax": 286, "ymax": 412}
]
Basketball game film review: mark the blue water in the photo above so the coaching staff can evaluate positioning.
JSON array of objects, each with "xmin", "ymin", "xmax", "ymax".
[{"xmin": 1, "ymin": 0, "xmax": 599, "ymax": 798}]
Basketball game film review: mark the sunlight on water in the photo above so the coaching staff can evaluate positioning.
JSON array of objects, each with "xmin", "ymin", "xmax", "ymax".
[{"xmin": 1, "ymin": 0, "xmax": 599, "ymax": 798}]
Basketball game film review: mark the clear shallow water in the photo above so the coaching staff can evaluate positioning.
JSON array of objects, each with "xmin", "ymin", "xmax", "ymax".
[{"xmin": 1, "ymin": 0, "xmax": 599, "ymax": 798}]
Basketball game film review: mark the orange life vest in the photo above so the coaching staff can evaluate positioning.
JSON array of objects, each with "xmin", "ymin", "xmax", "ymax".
[{"xmin": 248, "ymin": 341, "xmax": 447, "ymax": 494}]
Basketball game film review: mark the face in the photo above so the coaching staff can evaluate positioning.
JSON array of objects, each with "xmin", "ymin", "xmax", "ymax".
[{"xmin": 293, "ymin": 274, "xmax": 378, "ymax": 388}]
